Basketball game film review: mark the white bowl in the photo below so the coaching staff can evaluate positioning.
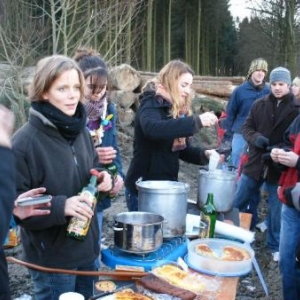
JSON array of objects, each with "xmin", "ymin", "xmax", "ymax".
[{"xmin": 186, "ymin": 238, "xmax": 254, "ymax": 276}]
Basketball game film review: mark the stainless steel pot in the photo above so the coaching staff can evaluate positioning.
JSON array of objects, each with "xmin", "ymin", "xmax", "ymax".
[
  {"xmin": 197, "ymin": 168, "xmax": 237, "ymax": 212},
  {"xmin": 136, "ymin": 180, "xmax": 189, "ymax": 238},
  {"xmin": 113, "ymin": 212, "xmax": 164, "ymax": 254}
]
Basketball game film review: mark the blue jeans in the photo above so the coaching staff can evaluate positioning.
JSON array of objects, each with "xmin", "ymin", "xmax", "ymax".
[
  {"xmin": 234, "ymin": 174, "xmax": 281, "ymax": 251},
  {"xmin": 94, "ymin": 211, "xmax": 103, "ymax": 269},
  {"xmin": 231, "ymin": 133, "xmax": 247, "ymax": 169},
  {"xmin": 234, "ymin": 174, "xmax": 260, "ymax": 229},
  {"xmin": 125, "ymin": 188, "xmax": 138, "ymax": 211},
  {"xmin": 97, "ymin": 211, "xmax": 103, "ymax": 243},
  {"xmin": 29, "ymin": 261, "xmax": 97, "ymax": 300},
  {"xmin": 279, "ymin": 204, "xmax": 300, "ymax": 300}
]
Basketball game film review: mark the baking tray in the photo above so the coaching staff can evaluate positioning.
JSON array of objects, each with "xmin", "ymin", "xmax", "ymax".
[{"xmin": 185, "ymin": 238, "xmax": 254, "ymax": 277}]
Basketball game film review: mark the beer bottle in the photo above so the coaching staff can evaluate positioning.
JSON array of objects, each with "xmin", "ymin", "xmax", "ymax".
[
  {"xmin": 66, "ymin": 169, "xmax": 99, "ymax": 240},
  {"xmin": 104, "ymin": 162, "xmax": 118, "ymax": 199},
  {"xmin": 199, "ymin": 193, "xmax": 217, "ymax": 238}
]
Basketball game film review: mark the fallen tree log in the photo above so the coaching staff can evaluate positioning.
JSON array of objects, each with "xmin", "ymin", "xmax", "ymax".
[
  {"xmin": 193, "ymin": 81, "xmax": 235, "ymax": 98},
  {"xmin": 139, "ymin": 71, "xmax": 244, "ymax": 85}
]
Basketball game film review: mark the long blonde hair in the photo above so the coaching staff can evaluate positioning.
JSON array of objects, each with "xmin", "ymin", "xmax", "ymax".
[{"xmin": 157, "ymin": 60, "xmax": 194, "ymax": 118}]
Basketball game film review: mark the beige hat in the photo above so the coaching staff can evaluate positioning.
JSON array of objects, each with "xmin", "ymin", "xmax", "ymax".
[
  {"xmin": 245, "ymin": 58, "xmax": 268, "ymax": 80},
  {"xmin": 292, "ymin": 77, "xmax": 300, "ymax": 87}
]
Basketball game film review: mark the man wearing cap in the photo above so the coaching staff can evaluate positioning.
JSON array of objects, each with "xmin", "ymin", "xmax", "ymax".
[
  {"xmin": 233, "ymin": 66, "xmax": 299, "ymax": 262},
  {"xmin": 222, "ymin": 58, "xmax": 270, "ymax": 168}
]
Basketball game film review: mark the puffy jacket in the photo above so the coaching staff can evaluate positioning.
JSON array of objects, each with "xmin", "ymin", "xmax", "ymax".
[{"xmin": 223, "ymin": 80, "xmax": 270, "ymax": 134}]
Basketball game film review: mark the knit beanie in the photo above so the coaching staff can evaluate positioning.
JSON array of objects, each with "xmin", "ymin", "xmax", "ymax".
[
  {"xmin": 292, "ymin": 76, "xmax": 300, "ymax": 87},
  {"xmin": 245, "ymin": 58, "xmax": 268, "ymax": 80},
  {"xmin": 269, "ymin": 67, "xmax": 291, "ymax": 85}
]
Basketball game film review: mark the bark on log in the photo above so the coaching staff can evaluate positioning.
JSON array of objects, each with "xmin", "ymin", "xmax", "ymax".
[
  {"xmin": 109, "ymin": 90, "xmax": 138, "ymax": 110},
  {"xmin": 109, "ymin": 64, "xmax": 141, "ymax": 92},
  {"xmin": 193, "ymin": 81, "xmax": 236, "ymax": 98},
  {"xmin": 139, "ymin": 71, "xmax": 244, "ymax": 85}
]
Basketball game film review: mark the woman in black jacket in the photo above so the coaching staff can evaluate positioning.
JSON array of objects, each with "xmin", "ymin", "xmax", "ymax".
[
  {"xmin": 125, "ymin": 60, "xmax": 218, "ymax": 211},
  {"xmin": 12, "ymin": 55, "xmax": 112, "ymax": 299}
]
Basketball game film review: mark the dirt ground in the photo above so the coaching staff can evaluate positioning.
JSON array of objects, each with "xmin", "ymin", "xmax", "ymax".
[{"xmin": 6, "ymin": 127, "xmax": 283, "ymax": 300}]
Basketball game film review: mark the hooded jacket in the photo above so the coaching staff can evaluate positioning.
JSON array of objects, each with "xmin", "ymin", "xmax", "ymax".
[{"xmin": 12, "ymin": 108, "xmax": 100, "ymax": 269}]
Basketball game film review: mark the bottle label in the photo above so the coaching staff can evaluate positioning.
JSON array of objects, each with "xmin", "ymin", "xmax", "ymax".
[
  {"xmin": 66, "ymin": 191, "xmax": 96, "ymax": 239},
  {"xmin": 199, "ymin": 213, "xmax": 211, "ymax": 238}
]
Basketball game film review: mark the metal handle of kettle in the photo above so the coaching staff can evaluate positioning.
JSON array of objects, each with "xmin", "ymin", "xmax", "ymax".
[
  {"xmin": 113, "ymin": 226, "xmax": 123, "ymax": 231},
  {"xmin": 184, "ymin": 183, "xmax": 190, "ymax": 192}
]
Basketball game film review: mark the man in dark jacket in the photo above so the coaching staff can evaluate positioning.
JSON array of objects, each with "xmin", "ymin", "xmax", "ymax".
[
  {"xmin": 233, "ymin": 67, "xmax": 299, "ymax": 262},
  {"xmin": 0, "ymin": 105, "xmax": 15, "ymax": 300}
]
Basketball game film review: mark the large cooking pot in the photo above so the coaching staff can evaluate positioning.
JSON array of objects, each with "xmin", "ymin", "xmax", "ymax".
[
  {"xmin": 197, "ymin": 167, "xmax": 237, "ymax": 212},
  {"xmin": 113, "ymin": 212, "xmax": 164, "ymax": 253},
  {"xmin": 136, "ymin": 180, "xmax": 189, "ymax": 238}
]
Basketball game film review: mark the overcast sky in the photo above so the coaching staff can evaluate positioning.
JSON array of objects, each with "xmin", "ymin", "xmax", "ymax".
[{"xmin": 229, "ymin": 0, "xmax": 252, "ymax": 20}]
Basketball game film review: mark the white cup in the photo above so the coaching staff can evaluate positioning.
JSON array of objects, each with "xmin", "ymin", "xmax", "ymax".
[
  {"xmin": 208, "ymin": 151, "xmax": 220, "ymax": 171},
  {"xmin": 59, "ymin": 292, "xmax": 84, "ymax": 300}
]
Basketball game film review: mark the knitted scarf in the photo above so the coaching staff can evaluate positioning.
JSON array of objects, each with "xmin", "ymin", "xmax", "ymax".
[
  {"xmin": 84, "ymin": 93, "xmax": 107, "ymax": 122},
  {"xmin": 31, "ymin": 101, "xmax": 87, "ymax": 141}
]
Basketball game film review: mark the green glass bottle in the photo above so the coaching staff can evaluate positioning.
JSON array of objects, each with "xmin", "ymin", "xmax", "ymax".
[
  {"xmin": 199, "ymin": 193, "xmax": 217, "ymax": 238},
  {"xmin": 66, "ymin": 170, "xmax": 99, "ymax": 240},
  {"xmin": 104, "ymin": 162, "xmax": 118, "ymax": 199}
]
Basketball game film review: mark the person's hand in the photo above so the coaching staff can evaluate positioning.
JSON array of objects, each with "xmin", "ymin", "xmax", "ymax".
[
  {"xmin": 199, "ymin": 112, "xmax": 218, "ymax": 127},
  {"xmin": 275, "ymin": 149, "xmax": 299, "ymax": 167},
  {"xmin": 0, "ymin": 105, "xmax": 14, "ymax": 148},
  {"xmin": 270, "ymin": 148, "xmax": 281, "ymax": 162},
  {"xmin": 64, "ymin": 194, "xmax": 94, "ymax": 220},
  {"xmin": 95, "ymin": 170, "xmax": 113, "ymax": 192},
  {"xmin": 109, "ymin": 174, "xmax": 124, "ymax": 197},
  {"xmin": 254, "ymin": 135, "xmax": 269, "ymax": 149},
  {"xmin": 96, "ymin": 146, "xmax": 117, "ymax": 165},
  {"xmin": 13, "ymin": 188, "xmax": 51, "ymax": 220}
]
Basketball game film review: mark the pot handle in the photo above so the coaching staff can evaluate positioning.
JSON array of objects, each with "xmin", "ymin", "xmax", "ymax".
[
  {"xmin": 113, "ymin": 226, "xmax": 123, "ymax": 231},
  {"xmin": 184, "ymin": 183, "xmax": 190, "ymax": 192},
  {"xmin": 199, "ymin": 165, "xmax": 209, "ymax": 171}
]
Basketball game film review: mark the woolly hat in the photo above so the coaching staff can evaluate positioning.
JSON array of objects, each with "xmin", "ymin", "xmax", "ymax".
[
  {"xmin": 245, "ymin": 58, "xmax": 268, "ymax": 80},
  {"xmin": 269, "ymin": 67, "xmax": 291, "ymax": 85},
  {"xmin": 292, "ymin": 77, "xmax": 300, "ymax": 87}
]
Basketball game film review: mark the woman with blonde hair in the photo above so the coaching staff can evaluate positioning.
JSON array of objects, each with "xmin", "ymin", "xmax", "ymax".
[
  {"xmin": 292, "ymin": 76, "xmax": 300, "ymax": 102},
  {"xmin": 125, "ymin": 60, "xmax": 218, "ymax": 211}
]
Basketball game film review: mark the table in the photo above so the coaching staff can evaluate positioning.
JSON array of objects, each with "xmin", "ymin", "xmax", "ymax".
[
  {"xmin": 98, "ymin": 212, "xmax": 252, "ymax": 300},
  {"xmin": 196, "ymin": 212, "xmax": 252, "ymax": 300}
]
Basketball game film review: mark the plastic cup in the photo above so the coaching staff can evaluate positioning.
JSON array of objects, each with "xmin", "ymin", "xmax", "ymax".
[
  {"xmin": 59, "ymin": 292, "xmax": 84, "ymax": 300},
  {"xmin": 208, "ymin": 152, "xmax": 220, "ymax": 171}
]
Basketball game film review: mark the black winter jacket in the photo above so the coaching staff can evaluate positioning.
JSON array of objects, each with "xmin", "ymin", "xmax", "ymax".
[
  {"xmin": 242, "ymin": 93, "xmax": 299, "ymax": 183},
  {"xmin": 12, "ymin": 109, "xmax": 100, "ymax": 269},
  {"xmin": 125, "ymin": 91, "xmax": 209, "ymax": 192},
  {"xmin": 0, "ymin": 146, "xmax": 15, "ymax": 300}
]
